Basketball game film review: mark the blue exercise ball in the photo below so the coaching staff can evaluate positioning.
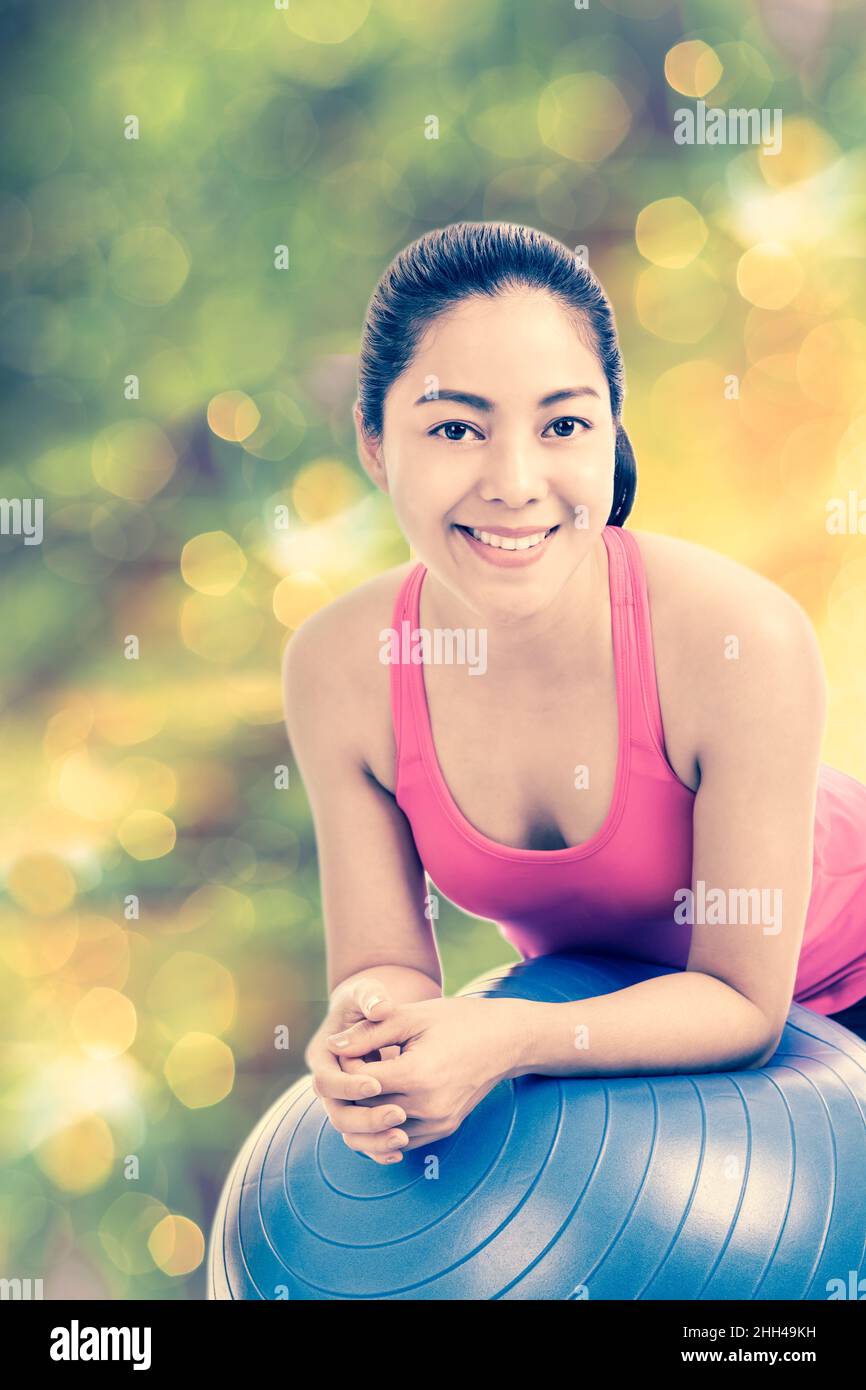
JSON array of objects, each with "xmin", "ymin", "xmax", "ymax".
[{"xmin": 208, "ymin": 952, "xmax": 866, "ymax": 1300}]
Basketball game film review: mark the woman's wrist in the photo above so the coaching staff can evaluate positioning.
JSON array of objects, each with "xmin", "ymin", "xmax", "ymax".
[{"xmin": 486, "ymin": 998, "xmax": 551, "ymax": 1083}]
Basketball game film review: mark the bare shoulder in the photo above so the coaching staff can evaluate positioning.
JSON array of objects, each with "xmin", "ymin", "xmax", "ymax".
[
  {"xmin": 629, "ymin": 527, "xmax": 817, "ymax": 643},
  {"xmin": 628, "ymin": 527, "xmax": 826, "ymax": 750},
  {"xmin": 281, "ymin": 560, "xmax": 414, "ymax": 777}
]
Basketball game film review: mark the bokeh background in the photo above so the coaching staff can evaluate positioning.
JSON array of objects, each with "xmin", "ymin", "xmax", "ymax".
[{"xmin": 1, "ymin": 0, "xmax": 865, "ymax": 1300}]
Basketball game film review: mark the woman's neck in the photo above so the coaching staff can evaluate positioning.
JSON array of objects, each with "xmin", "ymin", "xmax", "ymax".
[{"xmin": 417, "ymin": 532, "xmax": 611, "ymax": 683}]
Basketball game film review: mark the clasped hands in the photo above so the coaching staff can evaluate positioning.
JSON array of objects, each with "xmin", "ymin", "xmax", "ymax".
[{"xmin": 306, "ymin": 980, "xmax": 526, "ymax": 1164}]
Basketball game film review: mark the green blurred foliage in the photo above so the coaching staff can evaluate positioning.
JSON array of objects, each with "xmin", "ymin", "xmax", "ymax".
[{"xmin": 0, "ymin": 0, "xmax": 864, "ymax": 1299}]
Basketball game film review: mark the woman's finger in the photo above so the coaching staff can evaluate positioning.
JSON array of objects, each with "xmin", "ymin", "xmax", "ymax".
[
  {"xmin": 307, "ymin": 1036, "xmax": 384, "ymax": 1102},
  {"xmin": 337, "ymin": 978, "xmax": 394, "ymax": 1027},
  {"xmin": 340, "ymin": 1126, "xmax": 410, "ymax": 1156},
  {"xmin": 326, "ymin": 1013, "xmax": 408, "ymax": 1057},
  {"xmin": 324, "ymin": 1098, "xmax": 408, "ymax": 1138}
]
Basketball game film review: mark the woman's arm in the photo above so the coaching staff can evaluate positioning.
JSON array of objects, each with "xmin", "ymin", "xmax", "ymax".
[
  {"xmin": 506, "ymin": 578, "xmax": 828, "ymax": 1080},
  {"xmin": 282, "ymin": 594, "xmax": 444, "ymax": 1159},
  {"xmin": 282, "ymin": 593, "xmax": 444, "ymax": 1005}
]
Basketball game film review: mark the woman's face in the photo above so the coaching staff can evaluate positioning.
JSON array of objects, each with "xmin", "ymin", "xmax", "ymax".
[{"xmin": 356, "ymin": 289, "xmax": 617, "ymax": 620}]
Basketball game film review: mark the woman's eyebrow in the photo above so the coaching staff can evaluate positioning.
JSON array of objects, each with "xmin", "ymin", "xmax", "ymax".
[{"xmin": 412, "ymin": 386, "xmax": 601, "ymax": 411}]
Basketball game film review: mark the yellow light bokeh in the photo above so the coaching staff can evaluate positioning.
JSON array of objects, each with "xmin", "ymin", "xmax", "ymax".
[
  {"xmin": 91, "ymin": 421, "xmax": 177, "ymax": 502},
  {"xmin": 163, "ymin": 1032, "xmax": 235, "ymax": 1108},
  {"xmin": 797, "ymin": 319, "xmax": 866, "ymax": 410},
  {"xmin": 116, "ymin": 810, "xmax": 177, "ymax": 861},
  {"xmin": 207, "ymin": 390, "xmax": 261, "ymax": 442},
  {"xmin": 148, "ymin": 1214, "xmax": 205, "ymax": 1276},
  {"xmin": 538, "ymin": 73, "xmax": 631, "ymax": 164},
  {"xmin": 7, "ymin": 853, "xmax": 77, "ymax": 915},
  {"xmin": 636, "ymin": 197, "xmax": 708, "ymax": 269},
  {"xmin": 759, "ymin": 117, "xmax": 841, "ymax": 189},
  {"xmin": 70, "ymin": 986, "xmax": 138, "ymax": 1059},
  {"xmin": 292, "ymin": 459, "xmax": 365, "ymax": 523},
  {"xmin": 635, "ymin": 262, "xmax": 726, "ymax": 342},
  {"xmin": 736, "ymin": 243, "xmax": 804, "ymax": 310},
  {"xmin": 664, "ymin": 40, "xmax": 723, "ymax": 98},
  {"xmin": 146, "ymin": 951, "xmax": 236, "ymax": 1037},
  {"xmin": 272, "ymin": 571, "xmax": 333, "ymax": 628},
  {"xmin": 181, "ymin": 530, "xmax": 248, "ymax": 596},
  {"xmin": 99, "ymin": 1194, "xmax": 169, "ymax": 1275},
  {"xmin": 35, "ymin": 1115, "xmax": 115, "ymax": 1194}
]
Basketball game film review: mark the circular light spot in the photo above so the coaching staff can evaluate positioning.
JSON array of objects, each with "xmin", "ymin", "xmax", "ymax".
[
  {"xmin": 57, "ymin": 750, "xmax": 132, "ymax": 819},
  {"xmin": 163, "ymin": 1032, "xmax": 235, "ymax": 1108},
  {"xmin": 35, "ymin": 1116, "xmax": 114, "ymax": 1194},
  {"xmin": 0, "ymin": 908, "xmax": 78, "ymax": 977},
  {"xmin": 91, "ymin": 421, "xmax": 176, "ymax": 501},
  {"xmin": 99, "ymin": 1194, "xmax": 169, "ymax": 1275},
  {"xmin": 635, "ymin": 262, "xmax": 726, "ymax": 343},
  {"xmin": 181, "ymin": 531, "xmax": 247, "ymax": 596},
  {"xmin": 664, "ymin": 40, "xmax": 723, "ymax": 98},
  {"xmin": 759, "ymin": 117, "xmax": 840, "ymax": 189},
  {"xmin": 207, "ymin": 390, "xmax": 261, "ymax": 442},
  {"xmin": 71, "ymin": 987, "xmax": 137, "ymax": 1059},
  {"xmin": 147, "ymin": 951, "xmax": 236, "ymax": 1037},
  {"xmin": 117, "ymin": 810, "xmax": 176, "ymax": 861},
  {"xmin": 636, "ymin": 197, "xmax": 708, "ymax": 268},
  {"xmin": 736, "ymin": 243, "xmax": 803, "ymax": 310},
  {"xmin": 241, "ymin": 391, "xmax": 305, "ymax": 462},
  {"xmin": 116, "ymin": 756, "xmax": 177, "ymax": 812},
  {"xmin": 107, "ymin": 226, "xmax": 190, "ymax": 306},
  {"xmin": 291, "ymin": 459, "xmax": 365, "ymax": 522},
  {"xmin": 273, "ymin": 571, "xmax": 333, "ymax": 628},
  {"xmin": 797, "ymin": 319, "xmax": 866, "ymax": 410},
  {"xmin": 7, "ymin": 853, "xmax": 76, "ymax": 915},
  {"xmin": 148, "ymin": 1214, "xmax": 205, "ymax": 1276},
  {"xmin": 538, "ymin": 73, "xmax": 631, "ymax": 164}
]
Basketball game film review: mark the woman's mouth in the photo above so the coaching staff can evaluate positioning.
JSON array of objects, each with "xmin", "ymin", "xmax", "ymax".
[{"xmin": 452, "ymin": 523, "xmax": 560, "ymax": 567}]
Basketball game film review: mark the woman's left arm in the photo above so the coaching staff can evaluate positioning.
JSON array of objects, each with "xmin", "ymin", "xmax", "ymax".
[{"xmin": 511, "ymin": 585, "xmax": 828, "ymax": 1078}]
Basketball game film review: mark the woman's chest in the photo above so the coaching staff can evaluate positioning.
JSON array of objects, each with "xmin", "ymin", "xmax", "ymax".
[
  {"xmin": 366, "ymin": 555, "xmax": 702, "ymax": 851},
  {"xmin": 420, "ymin": 662, "xmax": 624, "ymax": 851}
]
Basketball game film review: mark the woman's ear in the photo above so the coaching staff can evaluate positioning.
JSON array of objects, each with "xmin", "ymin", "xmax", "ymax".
[{"xmin": 353, "ymin": 401, "xmax": 389, "ymax": 494}]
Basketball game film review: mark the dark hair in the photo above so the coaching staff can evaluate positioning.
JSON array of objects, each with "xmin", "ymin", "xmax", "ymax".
[{"xmin": 357, "ymin": 221, "xmax": 636, "ymax": 527}]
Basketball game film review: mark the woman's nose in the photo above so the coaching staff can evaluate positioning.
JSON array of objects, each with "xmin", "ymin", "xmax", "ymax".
[{"xmin": 477, "ymin": 445, "xmax": 548, "ymax": 507}]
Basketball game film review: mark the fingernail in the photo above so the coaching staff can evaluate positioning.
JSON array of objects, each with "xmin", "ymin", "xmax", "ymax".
[
  {"xmin": 366, "ymin": 995, "xmax": 381, "ymax": 1010},
  {"xmin": 328, "ymin": 1034, "xmax": 347, "ymax": 1047},
  {"xmin": 383, "ymin": 1108, "xmax": 404, "ymax": 1125},
  {"xmin": 360, "ymin": 1080, "xmax": 381, "ymax": 1097}
]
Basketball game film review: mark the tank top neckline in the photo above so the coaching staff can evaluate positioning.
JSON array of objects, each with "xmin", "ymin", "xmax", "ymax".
[{"xmin": 398, "ymin": 525, "xmax": 633, "ymax": 862}]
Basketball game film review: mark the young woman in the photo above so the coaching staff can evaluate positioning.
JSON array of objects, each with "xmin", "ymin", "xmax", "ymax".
[{"xmin": 283, "ymin": 221, "xmax": 866, "ymax": 1166}]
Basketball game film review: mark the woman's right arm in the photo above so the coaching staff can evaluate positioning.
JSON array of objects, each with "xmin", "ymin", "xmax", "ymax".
[{"xmin": 281, "ymin": 597, "xmax": 443, "ymax": 1157}]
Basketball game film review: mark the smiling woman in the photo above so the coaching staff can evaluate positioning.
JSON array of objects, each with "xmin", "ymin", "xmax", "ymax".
[{"xmin": 281, "ymin": 221, "xmax": 866, "ymax": 1168}]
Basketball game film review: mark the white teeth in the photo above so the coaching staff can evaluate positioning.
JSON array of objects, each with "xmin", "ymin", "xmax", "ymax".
[{"xmin": 470, "ymin": 528, "xmax": 549, "ymax": 550}]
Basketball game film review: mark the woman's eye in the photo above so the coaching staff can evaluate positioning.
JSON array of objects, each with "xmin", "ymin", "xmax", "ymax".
[
  {"xmin": 429, "ymin": 421, "xmax": 482, "ymax": 442},
  {"xmin": 543, "ymin": 416, "xmax": 590, "ymax": 438}
]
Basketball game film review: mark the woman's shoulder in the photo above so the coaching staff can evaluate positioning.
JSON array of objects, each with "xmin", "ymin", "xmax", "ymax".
[
  {"xmin": 627, "ymin": 526, "xmax": 812, "ymax": 637},
  {"xmin": 285, "ymin": 560, "xmax": 417, "ymax": 664},
  {"xmin": 627, "ymin": 527, "xmax": 823, "ymax": 741},
  {"xmin": 281, "ymin": 560, "xmax": 416, "ymax": 777}
]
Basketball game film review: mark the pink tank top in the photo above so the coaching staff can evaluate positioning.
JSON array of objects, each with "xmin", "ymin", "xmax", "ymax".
[{"xmin": 389, "ymin": 525, "xmax": 866, "ymax": 1015}]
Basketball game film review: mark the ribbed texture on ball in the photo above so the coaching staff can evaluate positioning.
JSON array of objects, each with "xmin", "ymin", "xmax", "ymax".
[{"xmin": 209, "ymin": 954, "xmax": 866, "ymax": 1300}]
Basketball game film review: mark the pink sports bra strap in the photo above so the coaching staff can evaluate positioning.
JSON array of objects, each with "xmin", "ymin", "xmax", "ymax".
[{"xmin": 611, "ymin": 526, "xmax": 669, "ymax": 756}]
